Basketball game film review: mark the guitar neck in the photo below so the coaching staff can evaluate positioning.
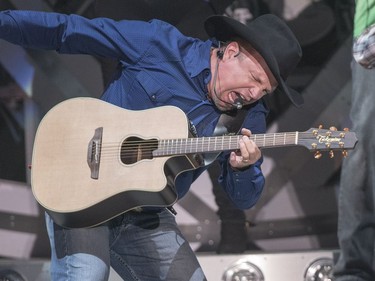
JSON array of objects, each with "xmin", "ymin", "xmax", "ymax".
[{"xmin": 153, "ymin": 132, "xmax": 299, "ymax": 156}]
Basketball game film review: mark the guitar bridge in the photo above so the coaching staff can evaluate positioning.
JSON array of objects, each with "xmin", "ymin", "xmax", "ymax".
[{"xmin": 87, "ymin": 127, "xmax": 103, "ymax": 179}]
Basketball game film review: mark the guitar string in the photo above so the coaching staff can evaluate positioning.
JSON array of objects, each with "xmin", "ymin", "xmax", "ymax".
[
  {"xmin": 97, "ymin": 132, "xmax": 301, "ymax": 148},
  {"xmin": 93, "ymin": 132, "xmax": 328, "ymax": 158},
  {"xmin": 98, "ymin": 133, "xmax": 301, "ymax": 150}
]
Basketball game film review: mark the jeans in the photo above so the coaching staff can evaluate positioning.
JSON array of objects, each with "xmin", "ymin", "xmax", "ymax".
[
  {"xmin": 46, "ymin": 209, "xmax": 207, "ymax": 281},
  {"xmin": 333, "ymin": 62, "xmax": 375, "ymax": 280}
]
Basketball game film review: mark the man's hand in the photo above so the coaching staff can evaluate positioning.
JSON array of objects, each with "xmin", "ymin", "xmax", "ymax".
[{"xmin": 229, "ymin": 128, "xmax": 261, "ymax": 170}]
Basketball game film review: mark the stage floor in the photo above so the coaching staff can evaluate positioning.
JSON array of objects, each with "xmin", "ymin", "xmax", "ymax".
[{"xmin": 0, "ymin": 249, "xmax": 338, "ymax": 281}]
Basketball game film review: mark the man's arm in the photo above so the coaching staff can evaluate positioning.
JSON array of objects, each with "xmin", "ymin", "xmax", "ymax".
[{"xmin": 0, "ymin": 10, "xmax": 154, "ymax": 61}]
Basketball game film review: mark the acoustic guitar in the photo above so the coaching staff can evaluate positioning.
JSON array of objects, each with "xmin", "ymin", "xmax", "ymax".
[{"xmin": 31, "ymin": 97, "xmax": 358, "ymax": 228}]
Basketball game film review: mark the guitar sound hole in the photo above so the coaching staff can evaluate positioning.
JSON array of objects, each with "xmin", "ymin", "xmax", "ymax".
[{"xmin": 121, "ymin": 137, "xmax": 158, "ymax": 164}]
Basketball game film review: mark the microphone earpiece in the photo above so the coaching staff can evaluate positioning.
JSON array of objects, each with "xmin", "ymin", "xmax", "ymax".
[
  {"xmin": 217, "ymin": 49, "xmax": 224, "ymax": 59},
  {"xmin": 217, "ymin": 48, "xmax": 238, "ymax": 59}
]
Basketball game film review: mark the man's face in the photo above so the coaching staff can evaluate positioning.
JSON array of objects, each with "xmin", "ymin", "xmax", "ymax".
[{"xmin": 209, "ymin": 42, "xmax": 278, "ymax": 111}]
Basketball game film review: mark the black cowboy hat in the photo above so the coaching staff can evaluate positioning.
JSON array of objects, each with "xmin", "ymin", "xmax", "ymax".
[{"xmin": 204, "ymin": 14, "xmax": 303, "ymax": 107}]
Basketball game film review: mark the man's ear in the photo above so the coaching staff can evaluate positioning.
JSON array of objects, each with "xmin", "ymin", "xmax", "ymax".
[{"xmin": 224, "ymin": 41, "xmax": 241, "ymax": 59}]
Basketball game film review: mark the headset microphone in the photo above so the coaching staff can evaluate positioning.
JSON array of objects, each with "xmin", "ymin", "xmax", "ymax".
[
  {"xmin": 213, "ymin": 46, "xmax": 244, "ymax": 110},
  {"xmin": 233, "ymin": 97, "xmax": 244, "ymax": 110}
]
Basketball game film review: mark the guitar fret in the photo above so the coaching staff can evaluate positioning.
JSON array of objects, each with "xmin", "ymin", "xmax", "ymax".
[
  {"xmin": 159, "ymin": 140, "xmax": 163, "ymax": 156},
  {"xmin": 264, "ymin": 135, "xmax": 267, "ymax": 146}
]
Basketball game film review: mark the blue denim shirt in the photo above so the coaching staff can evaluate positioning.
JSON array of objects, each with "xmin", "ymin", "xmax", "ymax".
[{"xmin": 0, "ymin": 10, "xmax": 268, "ymax": 209}]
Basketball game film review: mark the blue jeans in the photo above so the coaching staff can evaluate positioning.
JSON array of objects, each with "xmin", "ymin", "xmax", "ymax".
[
  {"xmin": 333, "ymin": 62, "xmax": 375, "ymax": 280},
  {"xmin": 46, "ymin": 209, "xmax": 206, "ymax": 281}
]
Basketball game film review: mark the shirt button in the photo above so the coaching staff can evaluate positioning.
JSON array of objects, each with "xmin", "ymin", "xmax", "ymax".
[{"xmin": 151, "ymin": 95, "xmax": 156, "ymax": 100}]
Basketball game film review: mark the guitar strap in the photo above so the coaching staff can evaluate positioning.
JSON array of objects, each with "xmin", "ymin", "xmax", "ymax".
[
  {"xmin": 213, "ymin": 107, "xmax": 249, "ymax": 136},
  {"xmin": 202, "ymin": 107, "xmax": 249, "ymax": 166}
]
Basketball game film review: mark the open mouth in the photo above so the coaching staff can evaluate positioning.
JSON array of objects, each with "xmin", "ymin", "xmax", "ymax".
[
  {"xmin": 229, "ymin": 91, "xmax": 240, "ymax": 103},
  {"xmin": 229, "ymin": 91, "xmax": 247, "ymax": 104}
]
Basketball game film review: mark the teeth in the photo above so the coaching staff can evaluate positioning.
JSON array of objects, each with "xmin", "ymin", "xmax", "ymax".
[{"xmin": 229, "ymin": 91, "xmax": 237, "ymax": 103}]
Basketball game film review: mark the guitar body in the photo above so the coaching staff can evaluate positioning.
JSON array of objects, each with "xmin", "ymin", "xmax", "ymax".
[{"xmin": 31, "ymin": 98, "xmax": 194, "ymax": 228}]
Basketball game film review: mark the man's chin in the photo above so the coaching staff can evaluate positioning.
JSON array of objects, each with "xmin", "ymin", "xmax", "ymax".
[{"xmin": 216, "ymin": 104, "xmax": 230, "ymax": 112}]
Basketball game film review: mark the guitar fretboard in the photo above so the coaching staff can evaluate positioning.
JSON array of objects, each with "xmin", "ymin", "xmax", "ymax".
[{"xmin": 153, "ymin": 132, "xmax": 299, "ymax": 156}]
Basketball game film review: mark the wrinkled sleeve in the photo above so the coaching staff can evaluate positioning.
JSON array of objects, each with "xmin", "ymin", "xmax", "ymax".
[
  {"xmin": 217, "ymin": 102, "xmax": 268, "ymax": 209},
  {"xmin": 0, "ymin": 10, "xmax": 157, "ymax": 62}
]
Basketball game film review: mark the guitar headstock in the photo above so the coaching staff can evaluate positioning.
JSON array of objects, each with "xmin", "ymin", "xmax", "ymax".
[{"xmin": 298, "ymin": 126, "xmax": 358, "ymax": 159}]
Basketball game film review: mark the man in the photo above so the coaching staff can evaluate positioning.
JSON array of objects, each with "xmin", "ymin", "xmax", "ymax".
[
  {"xmin": 0, "ymin": 9, "xmax": 302, "ymax": 280},
  {"xmin": 334, "ymin": 1, "xmax": 375, "ymax": 280}
]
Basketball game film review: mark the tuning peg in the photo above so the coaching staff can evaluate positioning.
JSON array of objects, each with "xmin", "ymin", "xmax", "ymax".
[
  {"xmin": 329, "ymin": 126, "xmax": 337, "ymax": 131},
  {"xmin": 340, "ymin": 128, "xmax": 350, "ymax": 138},
  {"xmin": 329, "ymin": 150, "xmax": 334, "ymax": 158},
  {"xmin": 318, "ymin": 125, "xmax": 323, "ymax": 129},
  {"xmin": 342, "ymin": 150, "xmax": 348, "ymax": 158},
  {"xmin": 314, "ymin": 151, "xmax": 322, "ymax": 159}
]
